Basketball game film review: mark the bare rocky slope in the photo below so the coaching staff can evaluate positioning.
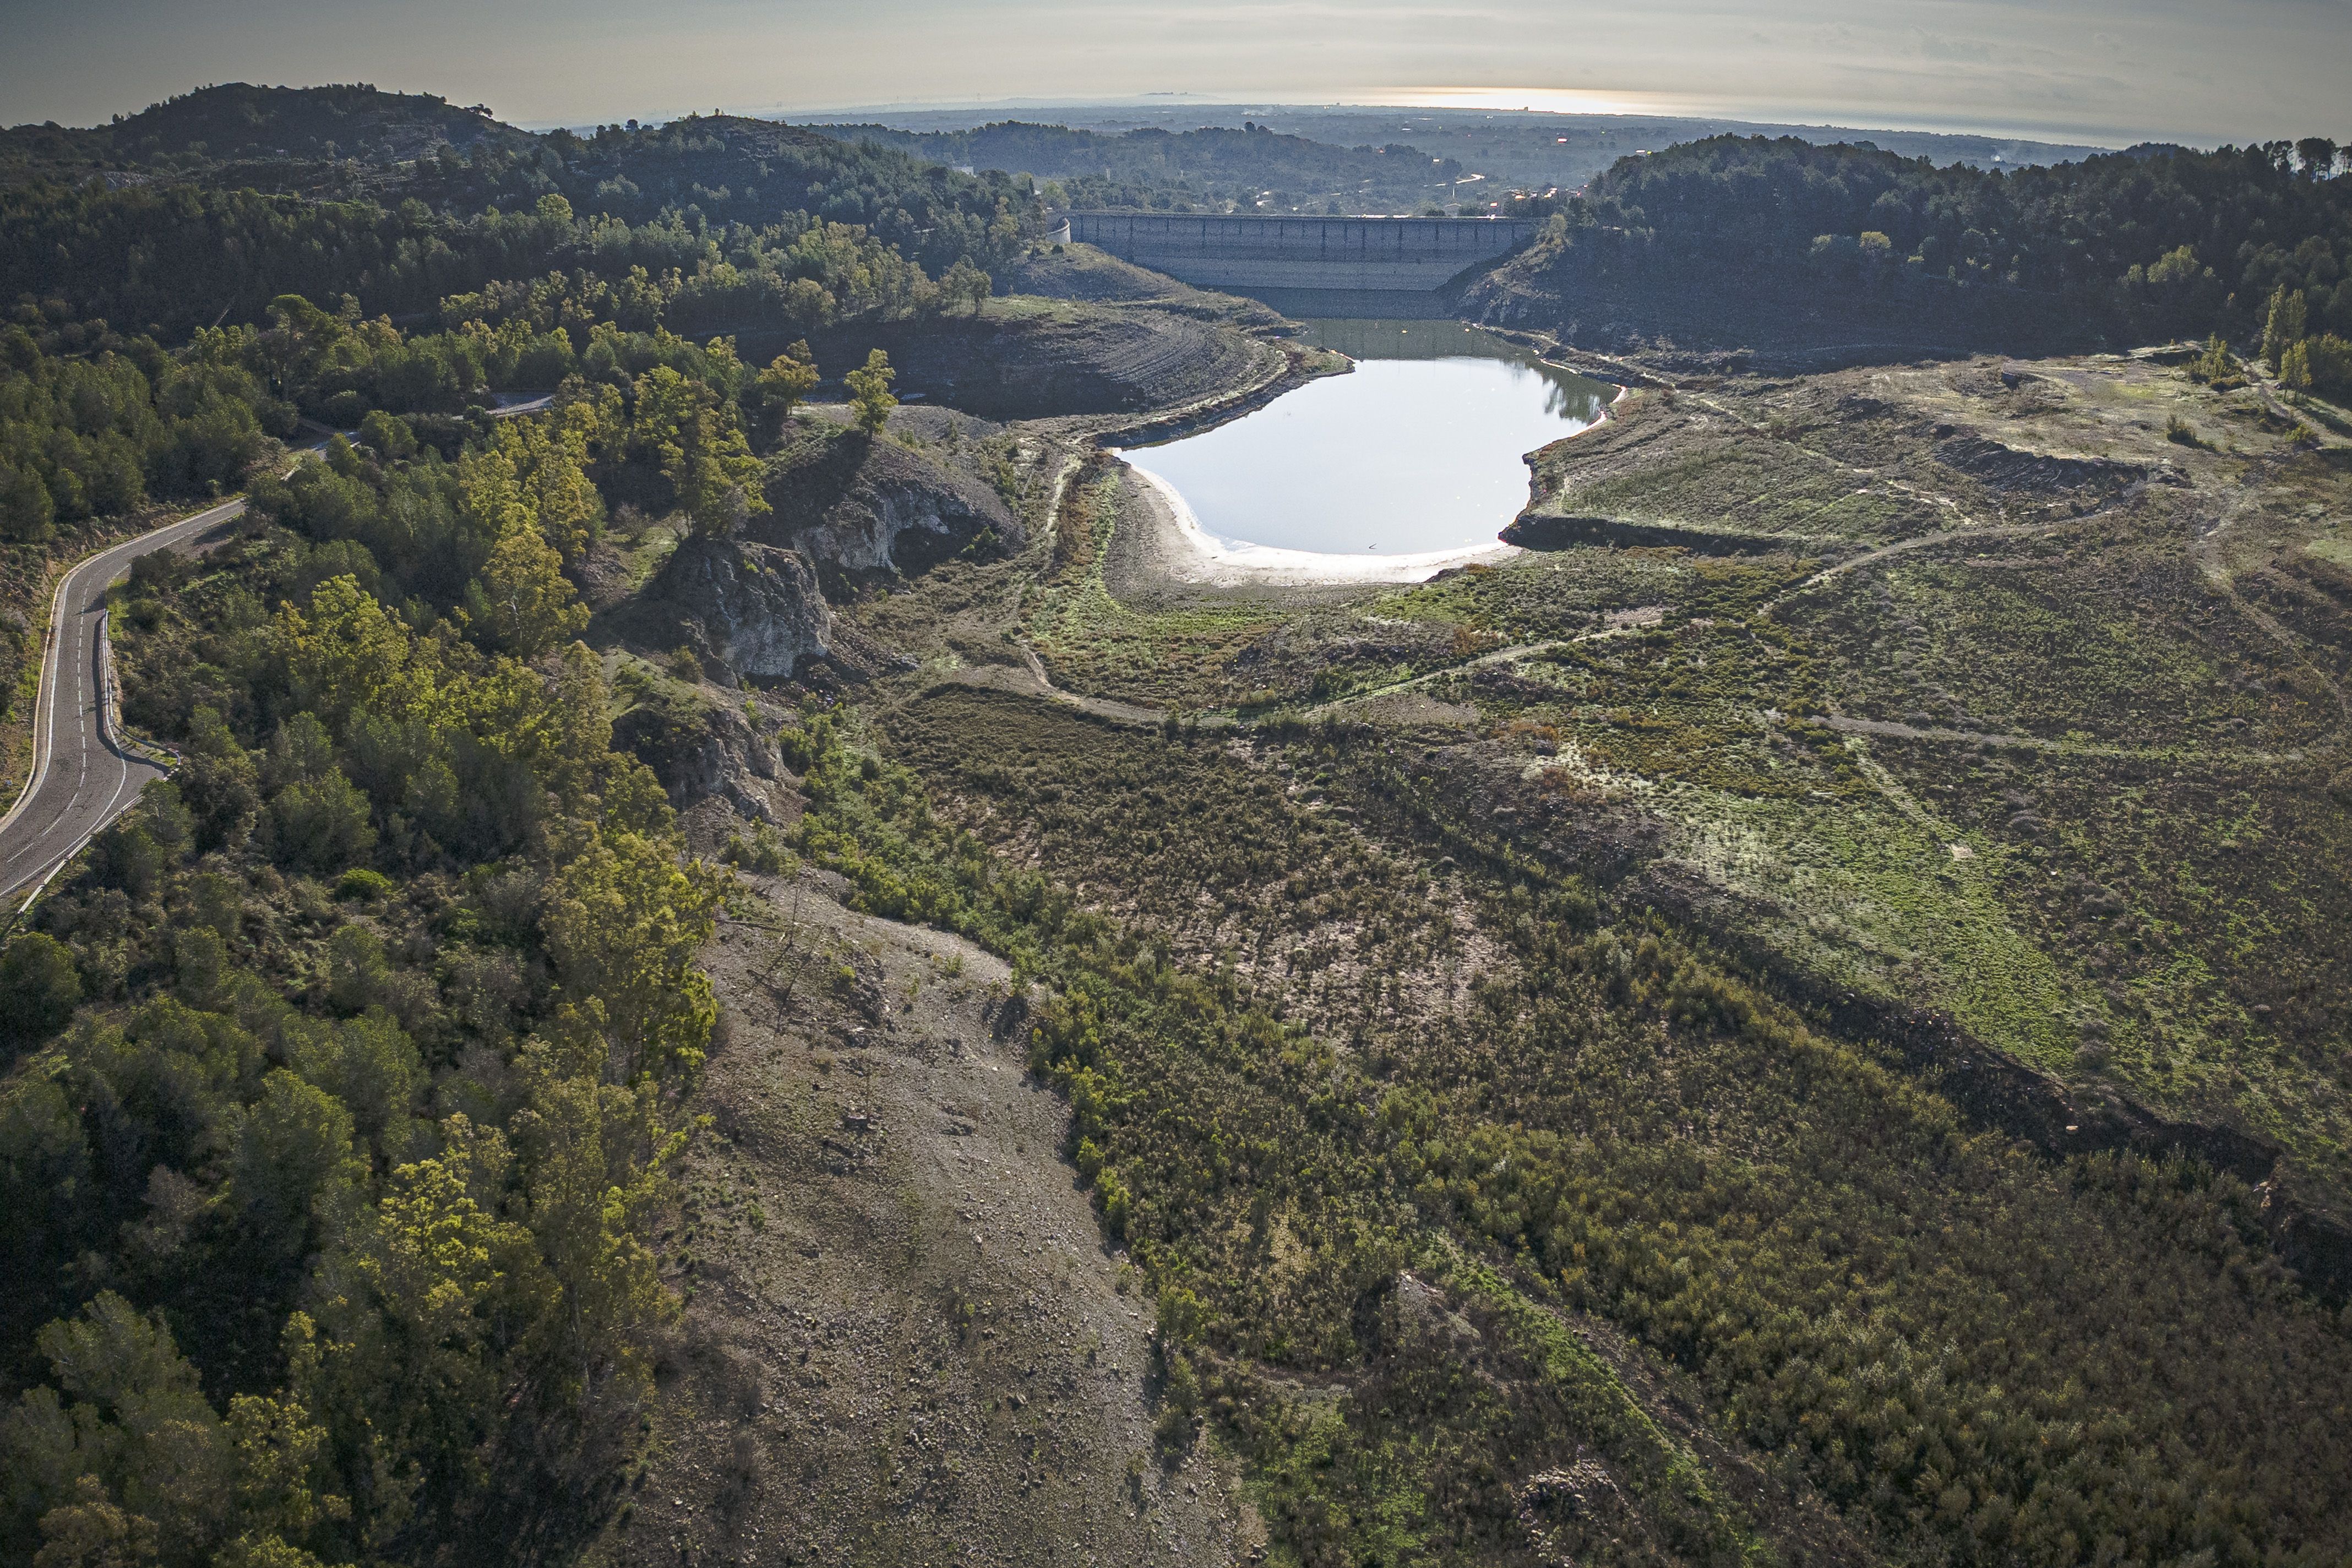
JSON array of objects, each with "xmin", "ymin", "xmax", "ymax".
[
  {"xmin": 759, "ymin": 426, "xmax": 1025, "ymax": 586},
  {"xmin": 802, "ymin": 301, "xmax": 1273, "ymax": 421},
  {"xmin": 578, "ymin": 867, "xmax": 1262, "ymax": 1568}
]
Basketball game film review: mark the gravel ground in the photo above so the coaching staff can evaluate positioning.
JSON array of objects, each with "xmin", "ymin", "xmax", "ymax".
[{"xmin": 590, "ymin": 866, "xmax": 1262, "ymax": 1568}]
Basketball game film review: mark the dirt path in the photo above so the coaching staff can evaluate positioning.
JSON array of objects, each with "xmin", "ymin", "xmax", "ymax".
[
  {"xmin": 598, "ymin": 870, "xmax": 1257, "ymax": 1568},
  {"xmin": 1813, "ymin": 712, "xmax": 2305, "ymax": 764},
  {"xmin": 1763, "ymin": 519, "xmax": 2068, "ymax": 610},
  {"xmin": 935, "ymin": 657, "xmax": 1170, "ymax": 727}
]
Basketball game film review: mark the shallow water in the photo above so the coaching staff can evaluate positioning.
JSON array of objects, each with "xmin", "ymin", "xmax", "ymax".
[{"xmin": 1118, "ymin": 319, "xmax": 1611, "ymax": 559}]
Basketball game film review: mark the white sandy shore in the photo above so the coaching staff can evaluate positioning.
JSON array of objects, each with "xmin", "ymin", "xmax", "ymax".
[{"xmin": 1117, "ymin": 462, "xmax": 1521, "ymax": 587}]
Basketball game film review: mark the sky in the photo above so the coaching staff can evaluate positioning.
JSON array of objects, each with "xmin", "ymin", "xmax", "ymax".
[{"xmin": 2, "ymin": 0, "xmax": 2345, "ymax": 147}]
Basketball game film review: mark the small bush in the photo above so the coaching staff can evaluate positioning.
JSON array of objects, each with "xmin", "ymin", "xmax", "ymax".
[
  {"xmin": 722, "ymin": 827, "xmax": 796, "ymax": 875},
  {"xmin": 335, "ymin": 867, "xmax": 396, "ymax": 901}
]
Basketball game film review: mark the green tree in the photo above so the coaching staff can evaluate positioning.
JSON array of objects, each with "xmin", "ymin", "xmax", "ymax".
[
  {"xmin": 304, "ymin": 1125, "xmax": 553, "ymax": 1542},
  {"xmin": 541, "ymin": 829, "xmax": 720, "ymax": 1084},
  {"xmin": 941, "ymin": 258, "xmax": 992, "ymax": 315},
  {"xmin": 2190, "ymin": 333, "xmax": 2242, "ymax": 386},
  {"xmin": 2307, "ymin": 333, "xmax": 2352, "ymax": 399},
  {"xmin": 227, "ymin": 1072, "xmax": 361, "ymax": 1260},
  {"xmin": 463, "ymin": 415, "xmax": 602, "ymax": 563},
  {"xmin": 510, "ymin": 1065, "xmax": 679, "ymax": 1407},
  {"xmin": 0, "ymin": 1293, "xmax": 233, "ymax": 1565},
  {"xmin": 2264, "ymin": 284, "xmax": 2309, "ymax": 370},
  {"xmin": 2281, "ymin": 337, "xmax": 2313, "ymax": 390},
  {"xmin": 177, "ymin": 706, "xmax": 261, "ymax": 852},
  {"xmin": 31, "ymin": 1473, "xmax": 160, "ymax": 1567},
  {"xmin": 755, "ymin": 341, "xmax": 820, "ymax": 437},
  {"xmin": 480, "ymin": 518, "xmax": 588, "ymax": 656},
  {"xmin": 1, "ymin": 465, "xmax": 56, "ymax": 542},
  {"xmin": 268, "ymin": 770, "xmax": 375, "ymax": 876},
  {"xmin": 291, "ymin": 1007, "xmax": 422, "ymax": 1153},
  {"xmin": 0, "ymin": 935, "xmax": 81, "ymax": 1049},
  {"xmin": 627, "ymin": 365, "xmax": 767, "ymax": 537},
  {"xmin": 846, "ymin": 348, "xmax": 896, "ymax": 436},
  {"xmin": 355, "ymin": 409, "xmax": 415, "ymax": 460},
  {"xmin": 782, "ymin": 277, "xmax": 834, "ymax": 331}
]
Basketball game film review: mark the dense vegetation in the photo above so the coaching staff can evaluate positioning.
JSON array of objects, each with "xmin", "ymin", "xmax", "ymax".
[
  {"xmin": 1493, "ymin": 135, "xmax": 2352, "ymax": 350},
  {"xmin": 0, "ymin": 241, "xmax": 820, "ymax": 1558},
  {"xmin": 3, "ymin": 86, "xmax": 1044, "ymax": 270},
  {"xmin": 2, "ymin": 88, "xmax": 1046, "ymax": 341},
  {"xmin": 1, "ymin": 322, "xmax": 291, "ymax": 539},
  {"xmin": 784, "ymin": 685, "xmax": 2352, "ymax": 1567},
  {"xmin": 0, "ymin": 404, "xmax": 721, "ymax": 1563},
  {"xmin": 1, "ymin": 180, "xmax": 1008, "ymax": 345},
  {"xmin": 5, "ymin": 75, "xmax": 2351, "ymax": 1568}
]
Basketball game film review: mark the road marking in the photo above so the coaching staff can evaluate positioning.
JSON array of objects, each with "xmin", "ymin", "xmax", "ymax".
[{"xmin": 0, "ymin": 493, "xmax": 249, "ymax": 907}]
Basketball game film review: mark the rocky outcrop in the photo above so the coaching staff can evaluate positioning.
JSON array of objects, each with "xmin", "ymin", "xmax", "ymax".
[
  {"xmin": 759, "ymin": 432, "xmax": 1020, "ymax": 580},
  {"xmin": 601, "ymin": 534, "xmax": 890, "ymax": 693},
  {"xmin": 612, "ymin": 685, "xmax": 796, "ymax": 825},
  {"xmin": 648, "ymin": 536, "xmax": 837, "ymax": 680}
]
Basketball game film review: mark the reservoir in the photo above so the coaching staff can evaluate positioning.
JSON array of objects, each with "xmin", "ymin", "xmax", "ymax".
[{"xmin": 1119, "ymin": 319, "xmax": 1613, "ymax": 564}]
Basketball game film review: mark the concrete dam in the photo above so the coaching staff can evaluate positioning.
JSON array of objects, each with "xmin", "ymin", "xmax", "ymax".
[{"xmin": 1067, "ymin": 214, "xmax": 1540, "ymax": 307}]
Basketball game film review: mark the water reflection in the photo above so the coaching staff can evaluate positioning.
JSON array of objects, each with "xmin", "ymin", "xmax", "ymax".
[
  {"xmin": 1297, "ymin": 320, "xmax": 1610, "ymax": 428},
  {"xmin": 1120, "ymin": 319, "xmax": 1612, "ymax": 558}
]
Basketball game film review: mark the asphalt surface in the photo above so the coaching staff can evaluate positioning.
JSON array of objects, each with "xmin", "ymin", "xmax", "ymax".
[{"xmin": 0, "ymin": 496, "xmax": 248, "ymax": 906}]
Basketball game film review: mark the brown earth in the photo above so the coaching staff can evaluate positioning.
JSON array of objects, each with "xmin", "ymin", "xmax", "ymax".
[
  {"xmin": 796, "ymin": 299, "xmax": 1279, "ymax": 423},
  {"xmin": 579, "ymin": 865, "xmax": 1262, "ymax": 1568}
]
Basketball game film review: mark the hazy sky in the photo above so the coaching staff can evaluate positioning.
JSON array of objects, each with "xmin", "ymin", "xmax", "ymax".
[{"xmin": 2, "ymin": 0, "xmax": 2345, "ymax": 146}]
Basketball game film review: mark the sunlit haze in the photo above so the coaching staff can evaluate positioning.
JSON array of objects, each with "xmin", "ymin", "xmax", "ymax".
[{"xmin": 2, "ymin": 0, "xmax": 2344, "ymax": 144}]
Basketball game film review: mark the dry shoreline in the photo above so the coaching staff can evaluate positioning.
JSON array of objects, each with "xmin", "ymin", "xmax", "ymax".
[{"xmin": 1117, "ymin": 461, "xmax": 1521, "ymax": 588}]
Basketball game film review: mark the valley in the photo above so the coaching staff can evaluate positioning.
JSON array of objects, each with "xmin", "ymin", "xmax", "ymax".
[
  {"xmin": 2, "ymin": 76, "xmax": 2349, "ymax": 1568},
  {"xmin": 572, "ymin": 293, "xmax": 2352, "ymax": 1563}
]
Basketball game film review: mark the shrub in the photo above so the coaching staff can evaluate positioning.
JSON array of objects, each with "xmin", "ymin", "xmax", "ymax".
[
  {"xmin": 268, "ymin": 770, "xmax": 376, "ymax": 875},
  {"xmin": 335, "ymin": 867, "xmax": 396, "ymax": 901},
  {"xmin": 722, "ymin": 827, "xmax": 795, "ymax": 875},
  {"xmin": 0, "ymin": 933, "xmax": 80, "ymax": 1046}
]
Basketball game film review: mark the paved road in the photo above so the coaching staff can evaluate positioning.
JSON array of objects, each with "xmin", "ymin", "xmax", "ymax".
[{"xmin": 0, "ymin": 496, "xmax": 248, "ymax": 906}]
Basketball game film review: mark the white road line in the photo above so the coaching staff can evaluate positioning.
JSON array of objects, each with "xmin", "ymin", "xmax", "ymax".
[{"xmin": 0, "ymin": 492, "xmax": 252, "ymax": 905}]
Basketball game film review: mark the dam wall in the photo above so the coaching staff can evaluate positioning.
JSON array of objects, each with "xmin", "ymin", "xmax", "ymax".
[{"xmin": 1068, "ymin": 214, "xmax": 1540, "ymax": 295}]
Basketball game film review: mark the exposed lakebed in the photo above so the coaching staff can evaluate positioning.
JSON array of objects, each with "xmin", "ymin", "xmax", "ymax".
[{"xmin": 1119, "ymin": 318, "xmax": 1613, "ymax": 565}]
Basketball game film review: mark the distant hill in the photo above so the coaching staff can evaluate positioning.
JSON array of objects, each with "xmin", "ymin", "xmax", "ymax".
[
  {"xmin": 0, "ymin": 82, "xmax": 535, "ymax": 177},
  {"xmin": 804, "ymin": 104, "xmax": 2120, "ymax": 210},
  {"xmin": 0, "ymin": 90, "xmax": 1048, "ymax": 336},
  {"xmin": 807, "ymin": 121, "xmax": 1461, "ymax": 214},
  {"xmin": 0, "ymin": 85, "xmax": 1039, "ymax": 284},
  {"xmin": 1464, "ymin": 132, "xmax": 2352, "ymax": 363}
]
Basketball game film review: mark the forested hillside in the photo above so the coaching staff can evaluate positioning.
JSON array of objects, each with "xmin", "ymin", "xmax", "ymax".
[
  {"xmin": 1474, "ymin": 135, "xmax": 2352, "ymax": 357},
  {"xmin": 0, "ymin": 83, "xmax": 531, "ymax": 181},
  {"xmin": 2, "ymin": 88, "xmax": 1047, "ymax": 339},
  {"xmin": 3, "ymin": 76, "xmax": 2352, "ymax": 1568},
  {"xmin": 0, "ymin": 333, "xmax": 725, "ymax": 1564}
]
